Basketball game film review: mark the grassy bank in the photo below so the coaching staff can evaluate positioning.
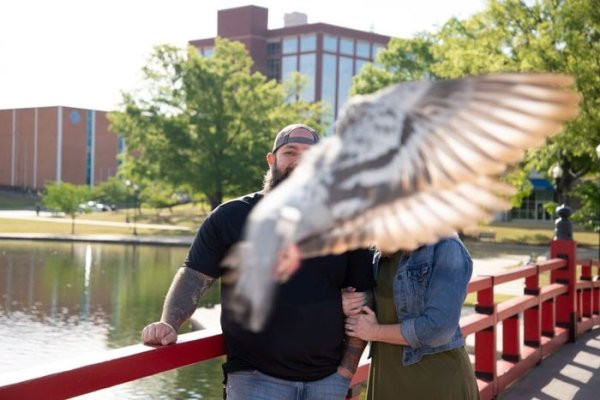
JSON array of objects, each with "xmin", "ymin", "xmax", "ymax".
[
  {"xmin": 0, "ymin": 194, "xmax": 38, "ymax": 210},
  {"xmin": 0, "ymin": 203, "xmax": 209, "ymax": 236},
  {"xmin": 0, "ymin": 217, "xmax": 190, "ymax": 236},
  {"xmin": 78, "ymin": 203, "xmax": 209, "ymax": 230},
  {"xmin": 464, "ymin": 222, "xmax": 598, "ymax": 247}
]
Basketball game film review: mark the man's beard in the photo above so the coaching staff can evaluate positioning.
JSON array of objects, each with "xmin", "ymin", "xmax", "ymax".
[{"xmin": 262, "ymin": 162, "xmax": 293, "ymax": 193}]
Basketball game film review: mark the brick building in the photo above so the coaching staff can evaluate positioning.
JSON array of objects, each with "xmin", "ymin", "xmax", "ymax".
[
  {"xmin": 189, "ymin": 5, "xmax": 390, "ymax": 124},
  {"xmin": 0, "ymin": 106, "xmax": 122, "ymax": 190}
]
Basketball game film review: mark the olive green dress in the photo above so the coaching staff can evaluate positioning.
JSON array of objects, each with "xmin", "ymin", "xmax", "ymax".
[{"xmin": 366, "ymin": 254, "xmax": 479, "ymax": 400}]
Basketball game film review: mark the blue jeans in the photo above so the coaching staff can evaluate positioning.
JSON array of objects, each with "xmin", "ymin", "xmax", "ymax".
[{"xmin": 226, "ymin": 369, "xmax": 351, "ymax": 400}]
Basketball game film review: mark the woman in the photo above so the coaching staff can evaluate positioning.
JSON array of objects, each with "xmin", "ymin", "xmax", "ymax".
[{"xmin": 343, "ymin": 236, "xmax": 479, "ymax": 400}]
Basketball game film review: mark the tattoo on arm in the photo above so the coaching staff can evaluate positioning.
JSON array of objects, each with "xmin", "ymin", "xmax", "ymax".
[
  {"xmin": 160, "ymin": 267, "xmax": 215, "ymax": 331},
  {"xmin": 339, "ymin": 338, "xmax": 366, "ymax": 375},
  {"xmin": 339, "ymin": 290, "xmax": 374, "ymax": 375}
]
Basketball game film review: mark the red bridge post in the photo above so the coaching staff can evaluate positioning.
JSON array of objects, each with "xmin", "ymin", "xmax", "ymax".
[
  {"xmin": 474, "ymin": 278, "xmax": 497, "ymax": 391},
  {"xmin": 524, "ymin": 264, "xmax": 541, "ymax": 348},
  {"xmin": 580, "ymin": 260, "xmax": 592, "ymax": 318},
  {"xmin": 550, "ymin": 239, "xmax": 577, "ymax": 342},
  {"xmin": 594, "ymin": 261, "xmax": 600, "ymax": 317}
]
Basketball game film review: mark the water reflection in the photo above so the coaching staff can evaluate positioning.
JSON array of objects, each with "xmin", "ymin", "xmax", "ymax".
[{"xmin": 0, "ymin": 240, "xmax": 224, "ymax": 399}]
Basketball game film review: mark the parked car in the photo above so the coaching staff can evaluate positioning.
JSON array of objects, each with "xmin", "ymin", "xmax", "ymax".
[{"xmin": 78, "ymin": 201, "xmax": 111, "ymax": 213}]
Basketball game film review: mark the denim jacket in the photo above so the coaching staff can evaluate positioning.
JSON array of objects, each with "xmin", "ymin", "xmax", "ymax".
[{"xmin": 373, "ymin": 236, "xmax": 473, "ymax": 366}]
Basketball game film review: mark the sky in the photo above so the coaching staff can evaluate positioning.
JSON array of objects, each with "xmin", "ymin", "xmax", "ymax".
[{"xmin": 0, "ymin": 0, "xmax": 486, "ymax": 111}]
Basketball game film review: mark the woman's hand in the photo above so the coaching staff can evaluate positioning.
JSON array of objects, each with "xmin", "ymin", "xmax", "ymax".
[
  {"xmin": 345, "ymin": 306, "xmax": 380, "ymax": 341},
  {"xmin": 341, "ymin": 287, "xmax": 366, "ymax": 316}
]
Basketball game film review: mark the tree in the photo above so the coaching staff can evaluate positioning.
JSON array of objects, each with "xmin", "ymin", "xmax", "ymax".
[
  {"xmin": 138, "ymin": 180, "xmax": 176, "ymax": 216},
  {"xmin": 352, "ymin": 34, "xmax": 439, "ymax": 96},
  {"xmin": 92, "ymin": 177, "xmax": 128, "ymax": 207},
  {"xmin": 433, "ymin": 0, "xmax": 600, "ymax": 221},
  {"xmin": 352, "ymin": 0, "xmax": 600, "ymax": 221},
  {"xmin": 42, "ymin": 182, "xmax": 90, "ymax": 234},
  {"xmin": 110, "ymin": 38, "xmax": 326, "ymax": 210},
  {"xmin": 570, "ymin": 180, "xmax": 600, "ymax": 229}
]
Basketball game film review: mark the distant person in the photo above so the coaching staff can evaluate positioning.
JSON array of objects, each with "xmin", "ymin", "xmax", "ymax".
[
  {"xmin": 142, "ymin": 124, "xmax": 374, "ymax": 400},
  {"xmin": 343, "ymin": 236, "xmax": 479, "ymax": 400},
  {"xmin": 35, "ymin": 203, "xmax": 40, "ymax": 216}
]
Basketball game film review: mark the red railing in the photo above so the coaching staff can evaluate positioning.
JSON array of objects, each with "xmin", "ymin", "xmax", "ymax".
[
  {"xmin": 0, "ymin": 240, "xmax": 598, "ymax": 400},
  {"xmin": 459, "ymin": 240, "xmax": 600, "ymax": 399}
]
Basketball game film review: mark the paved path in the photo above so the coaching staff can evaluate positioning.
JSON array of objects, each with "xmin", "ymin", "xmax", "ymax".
[
  {"xmin": 466, "ymin": 241, "xmax": 597, "ymax": 296},
  {"xmin": 190, "ymin": 305, "xmax": 222, "ymax": 330},
  {"xmin": 500, "ymin": 328, "xmax": 600, "ymax": 400}
]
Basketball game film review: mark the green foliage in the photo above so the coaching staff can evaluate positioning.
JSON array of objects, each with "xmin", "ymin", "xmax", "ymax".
[
  {"xmin": 502, "ymin": 168, "xmax": 533, "ymax": 208},
  {"xmin": 139, "ymin": 181, "xmax": 175, "ymax": 213},
  {"xmin": 281, "ymin": 72, "xmax": 332, "ymax": 127},
  {"xmin": 92, "ymin": 177, "xmax": 128, "ymax": 206},
  {"xmin": 352, "ymin": 34, "xmax": 439, "ymax": 95},
  {"xmin": 42, "ymin": 182, "xmax": 90, "ymax": 215},
  {"xmin": 571, "ymin": 179, "xmax": 600, "ymax": 230},
  {"xmin": 42, "ymin": 182, "xmax": 90, "ymax": 233},
  {"xmin": 110, "ymin": 38, "xmax": 326, "ymax": 209},
  {"xmin": 351, "ymin": 0, "xmax": 600, "ymax": 214},
  {"xmin": 544, "ymin": 201, "xmax": 558, "ymax": 218}
]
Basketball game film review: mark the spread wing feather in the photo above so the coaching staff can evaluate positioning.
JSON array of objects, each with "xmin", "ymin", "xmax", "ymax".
[{"xmin": 290, "ymin": 73, "xmax": 579, "ymax": 256}]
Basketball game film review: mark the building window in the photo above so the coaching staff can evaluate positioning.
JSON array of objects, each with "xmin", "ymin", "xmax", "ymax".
[
  {"xmin": 340, "ymin": 38, "xmax": 354, "ymax": 55},
  {"xmin": 372, "ymin": 43, "xmax": 385, "ymax": 59},
  {"xmin": 117, "ymin": 137, "xmax": 125, "ymax": 167},
  {"xmin": 511, "ymin": 194, "xmax": 552, "ymax": 220},
  {"xmin": 323, "ymin": 34, "xmax": 337, "ymax": 52},
  {"xmin": 510, "ymin": 180, "xmax": 554, "ymax": 220},
  {"xmin": 267, "ymin": 59, "xmax": 281, "ymax": 81},
  {"xmin": 356, "ymin": 41, "xmax": 370, "ymax": 58},
  {"xmin": 355, "ymin": 59, "xmax": 368, "ymax": 74},
  {"xmin": 299, "ymin": 53, "xmax": 316, "ymax": 102},
  {"xmin": 203, "ymin": 47, "xmax": 214, "ymax": 56},
  {"xmin": 117, "ymin": 136, "xmax": 125, "ymax": 153},
  {"xmin": 86, "ymin": 111, "xmax": 93, "ymax": 186},
  {"xmin": 69, "ymin": 110, "xmax": 81, "ymax": 124},
  {"xmin": 282, "ymin": 55, "xmax": 297, "ymax": 82},
  {"xmin": 282, "ymin": 36, "xmax": 298, "ymax": 54},
  {"xmin": 300, "ymin": 34, "xmax": 316, "ymax": 52},
  {"xmin": 321, "ymin": 54, "xmax": 337, "ymax": 132},
  {"xmin": 337, "ymin": 56, "xmax": 354, "ymax": 112},
  {"xmin": 267, "ymin": 41, "xmax": 281, "ymax": 56}
]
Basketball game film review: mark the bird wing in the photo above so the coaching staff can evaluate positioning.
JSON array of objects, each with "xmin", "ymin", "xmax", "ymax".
[{"xmin": 294, "ymin": 73, "xmax": 579, "ymax": 257}]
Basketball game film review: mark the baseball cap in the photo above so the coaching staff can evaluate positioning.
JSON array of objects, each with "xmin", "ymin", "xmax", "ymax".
[{"xmin": 272, "ymin": 124, "xmax": 320, "ymax": 153}]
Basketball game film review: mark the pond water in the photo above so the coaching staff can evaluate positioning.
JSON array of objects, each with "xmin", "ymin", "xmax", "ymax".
[{"xmin": 0, "ymin": 240, "xmax": 224, "ymax": 399}]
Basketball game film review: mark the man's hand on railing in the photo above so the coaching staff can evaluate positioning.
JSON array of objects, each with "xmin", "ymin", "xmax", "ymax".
[{"xmin": 141, "ymin": 321, "xmax": 177, "ymax": 345}]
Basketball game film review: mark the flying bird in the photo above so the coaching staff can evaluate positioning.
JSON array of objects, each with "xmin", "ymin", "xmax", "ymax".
[{"xmin": 226, "ymin": 73, "xmax": 580, "ymax": 331}]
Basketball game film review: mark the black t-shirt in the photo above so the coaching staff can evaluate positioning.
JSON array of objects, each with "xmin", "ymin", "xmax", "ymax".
[{"xmin": 184, "ymin": 192, "xmax": 374, "ymax": 381}]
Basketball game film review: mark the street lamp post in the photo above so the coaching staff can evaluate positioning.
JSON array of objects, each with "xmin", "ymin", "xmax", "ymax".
[
  {"xmin": 551, "ymin": 163, "xmax": 564, "ymax": 206},
  {"xmin": 132, "ymin": 183, "xmax": 139, "ymax": 236},
  {"xmin": 124, "ymin": 179, "xmax": 131, "ymax": 223},
  {"xmin": 124, "ymin": 179, "xmax": 139, "ymax": 236}
]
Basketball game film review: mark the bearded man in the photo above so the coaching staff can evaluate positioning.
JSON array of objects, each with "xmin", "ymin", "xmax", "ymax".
[{"xmin": 141, "ymin": 124, "xmax": 374, "ymax": 400}]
